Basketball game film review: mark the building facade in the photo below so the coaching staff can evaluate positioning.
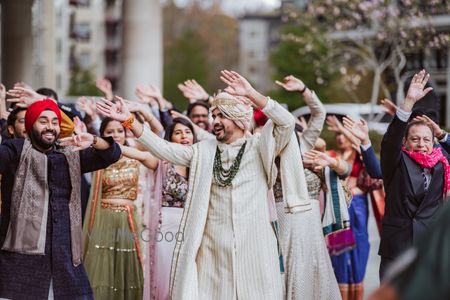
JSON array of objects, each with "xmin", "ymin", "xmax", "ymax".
[
  {"xmin": 238, "ymin": 1, "xmax": 450, "ymax": 126},
  {"xmin": 0, "ymin": 0, "xmax": 162, "ymax": 99}
]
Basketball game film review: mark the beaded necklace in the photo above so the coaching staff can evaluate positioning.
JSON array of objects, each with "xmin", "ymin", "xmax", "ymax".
[{"xmin": 213, "ymin": 141, "xmax": 247, "ymax": 187}]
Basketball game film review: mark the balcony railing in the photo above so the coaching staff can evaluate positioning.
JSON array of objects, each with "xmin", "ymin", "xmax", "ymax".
[
  {"xmin": 69, "ymin": 0, "xmax": 90, "ymax": 7},
  {"xmin": 70, "ymin": 30, "xmax": 91, "ymax": 41}
]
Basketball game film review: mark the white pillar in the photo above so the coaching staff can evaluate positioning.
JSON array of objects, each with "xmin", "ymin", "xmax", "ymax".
[{"xmin": 120, "ymin": 0, "xmax": 162, "ymax": 98}]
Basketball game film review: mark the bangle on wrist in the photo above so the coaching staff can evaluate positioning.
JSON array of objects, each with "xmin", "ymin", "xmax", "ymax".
[
  {"xmin": 121, "ymin": 114, "xmax": 135, "ymax": 130},
  {"xmin": 299, "ymin": 85, "xmax": 307, "ymax": 94}
]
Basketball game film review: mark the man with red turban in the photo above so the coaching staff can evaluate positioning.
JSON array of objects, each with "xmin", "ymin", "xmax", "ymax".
[{"xmin": 0, "ymin": 99, "xmax": 121, "ymax": 299}]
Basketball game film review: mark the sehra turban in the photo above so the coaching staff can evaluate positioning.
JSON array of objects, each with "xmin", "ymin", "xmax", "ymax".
[
  {"xmin": 210, "ymin": 92, "xmax": 253, "ymax": 132},
  {"xmin": 25, "ymin": 99, "xmax": 62, "ymax": 134}
]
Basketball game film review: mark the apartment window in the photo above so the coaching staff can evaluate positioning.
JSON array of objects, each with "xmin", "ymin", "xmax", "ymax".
[
  {"xmin": 430, "ymin": 48, "xmax": 447, "ymax": 69},
  {"xmin": 406, "ymin": 51, "xmax": 424, "ymax": 70},
  {"xmin": 78, "ymin": 51, "xmax": 91, "ymax": 69},
  {"xmin": 56, "ymin": 39, "xmax": 62, "ymax": 63},
  {"xmin": 56, "ymin": 74, "xmax": 62, "ymax": 91},
  {"xmin": 75, "ymin": 22, "xmax": 91, "ymax": 41},
  {"xmin": 79, "ymin": 0, "xmax": 90, "ymax": 6},
  {"xmin": 56, "ymin": 8, "xmax": 63, "ymax": 27},
  {"xmin": 70, "ymin": 0, "xmax": 90, "ymax": 7}
]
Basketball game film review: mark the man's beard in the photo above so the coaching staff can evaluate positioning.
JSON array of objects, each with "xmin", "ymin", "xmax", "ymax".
[
  {"xmin": 30, "ymin": 128, "xmax": 59, "ymax": 150},
  {"xmin": 214, "ymin": 124, "xmax": 230, "ymax": 142},
  {"xmin": 195, "ymin": 120, "xmax": 209, "ymax": 130}
]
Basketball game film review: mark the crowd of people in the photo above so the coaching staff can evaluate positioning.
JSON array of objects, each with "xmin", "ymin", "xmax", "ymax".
[{"xmin": 0, "ymin": 69, "xmax": 449, "ymax": 300}]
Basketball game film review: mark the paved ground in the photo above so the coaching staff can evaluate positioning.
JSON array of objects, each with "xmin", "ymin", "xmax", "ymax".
[{"xmin": 364, "ymin": 202, "xmax": 381, "ymax": 298}]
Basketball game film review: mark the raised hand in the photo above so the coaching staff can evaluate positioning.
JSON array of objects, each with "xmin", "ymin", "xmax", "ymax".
[
  {"xmin": 0, "ymin": 83, "xmax": 8, "ymax": 119},
  {"xmin": 178, "ymin": 79, "xmax": 209, "ymax": 101},
  {"xmin": 14, "ymin": 81, "xmax": 33, "ymax": 90},
  {"xmin": 58, "ymin": 133, "xmax": 94, "ymax": 151},
  {"xmin": 73, "ymin": 116, "xmax": 88, "ymax": 135},
  {"xmin": 77, "ymin": 96, "xmax": 97, "ymax": 117},
  {"xmin": 326, "ymin": 115, "xmax": 344, "ymax": 133},
  {"xmin": 275, "ymin": 75, "xmax": 306, "ymax": 92},
  {"xmin": 122, "ymin": 99, "xmax": 143, "ymax": 113},
  {"xmin": 170, "ymin": 110, "xmax": 190, "ymax": 122},
  {"xmin": 7, "ymin": 86, "xmax": 45, "ymax": 107},
  {"xmin": 136, "ymin": 84, "xmax": 163, "ymax": 101},
  {"xmin": 96, "ymin": 78, "xmax": 113, "ymax": 100},
  {"xmin": 413, "ymin": 114, "xmax": 443, "ymax": 138},
  {"xmin": 343, "ymin": 116, "xmax": 370, "ymax": 145},
  {"xmin": 380, "ymin": 98, "xmax": 397, "ymax": 116},
  {"xmin": 403, "ymin": 70, "xmax": 433, "ymax": 111},
  {"xmin": 0, "ymin": 83, "xmax": 6, "ymax": 101},
  {"xmin": 220, "ymin": 70, "xmax": 254, "ymax": 97},
  {"xmin": 303, "ymin": 149, "xmax": 337, "ymax": 171},
  {"xmin": 96, "ymin": 96, "xmax": 131, "ymax": 122}
]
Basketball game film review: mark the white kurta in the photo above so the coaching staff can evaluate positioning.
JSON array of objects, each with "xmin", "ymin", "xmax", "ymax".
[
  {"xmin": 137, "ymin": 99, "xmax": 294, "ymax": 300},
  {"xmin": 196, "ymin": 137, "xmax": 282, "ymax": 299}
]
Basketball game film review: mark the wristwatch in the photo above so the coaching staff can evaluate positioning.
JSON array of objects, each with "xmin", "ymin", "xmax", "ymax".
[
  {"xmin": 299, "ymin": 85, "xmax": 307, "ymax": 94},
  {"xmin": 438, "ymin": 130, "xmax": 447, "ymax": 140}
]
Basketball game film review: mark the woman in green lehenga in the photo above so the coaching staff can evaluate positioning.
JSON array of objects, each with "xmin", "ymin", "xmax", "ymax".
[{"xmin": 83, "ymin": 117, "xmax": 149, "ymax": 300}]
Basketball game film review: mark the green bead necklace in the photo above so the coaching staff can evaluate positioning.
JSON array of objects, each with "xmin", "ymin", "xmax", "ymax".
[{"xmin": 213, "ymin": 141, "xmax": 247, "ymax": 187}]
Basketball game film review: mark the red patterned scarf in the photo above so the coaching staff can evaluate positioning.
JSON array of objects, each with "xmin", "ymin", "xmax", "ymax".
[{"xmin": 402, "ymin": 147, "xmax": 450, "ymax": 197}]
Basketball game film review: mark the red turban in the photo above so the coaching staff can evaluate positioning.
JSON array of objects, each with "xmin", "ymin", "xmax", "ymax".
[{"xmin": 25, "ymin": 99, "xmax": 62, "ymax": 134}]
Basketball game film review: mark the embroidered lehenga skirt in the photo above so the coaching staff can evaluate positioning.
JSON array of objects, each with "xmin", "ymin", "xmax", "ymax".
[
  {"xmin": 83, "ymin": 160, "xmax": 144, "ymax": 300},
  {"xmin": 83, "ymin": 203, "xmax": 144, "ymax": 300}
]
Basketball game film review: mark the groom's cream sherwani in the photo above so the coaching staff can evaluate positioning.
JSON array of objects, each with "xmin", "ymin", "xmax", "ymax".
[{"xmin": 138, "ymin": 99, "xmax": 295, "ymax": 300}]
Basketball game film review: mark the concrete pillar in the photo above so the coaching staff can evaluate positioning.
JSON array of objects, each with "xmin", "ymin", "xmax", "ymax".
[
  {"xmin": 446, "ymin": 47, "xmax": 450, "ymax": 127},
  {"xmin": 2, "ymin": 0, "xmax": 34, "ymax": 88},
  {"xmin": 120, "ymin": 0, "xmax": 162, "ymax": 98},
  {"xmin": 32, "ymin": 0, "xmax": 57, "ymax": 90},
  {"xmin": 0, "ymin": 3, "xmax": 3, "ymax": 84}
]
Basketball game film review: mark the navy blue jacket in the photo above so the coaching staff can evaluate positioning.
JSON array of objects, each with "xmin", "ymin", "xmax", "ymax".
[
  {"xmin": 0, "ymin": 137, "xmax": 121, "ymax": 300},
  {"xmin": 361, "ymin": 145, "xmax": 383, "ymax": 179}
]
